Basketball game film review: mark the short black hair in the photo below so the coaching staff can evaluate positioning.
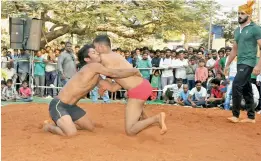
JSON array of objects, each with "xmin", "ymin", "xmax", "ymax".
[
  {"xmin": 65, "ymin": 41, "xmax": 72, "ymax": 46},
  {"xmin": 22, "ymin": 80, "xmax": 28, "ymax": 84},
  {"xmin": 176, "ymin": 78, "xmax": 183, "ymax": 82},
  {"xmin": 195, "ymin": 80, "xmax": 202, "ymax": 84},
  {"xmin": 165, "ymin": 49, "xmax": 171, "ymax": 52},
  {"xmin": 1, "ymin": 80, "xmax": 6, "ymax": 85},
  {"xmin": 77, "ymin": 44, "xmax": 94, "ymax": 66},
  {"xmin": 60, "ymin": 41, "xmax": 65, "ymax": 45},
  {"xmin": 199, "ymin": 59, "xmax": 205, "ymax": 63},
  {"xmin": 218, "ymin": 50, "xmax": 224, "ymax": 54},
  {"xmin": 211, "ymin": 78, "xmax": 221, "ymax": 86},
  {"xmin": 211, "ymin": 49, "xmax": 217, "ymax": 53},
  {"xmin": 6, "ymin": 79, "xmax": 12, "ymax": 84},
  {"xmin": 75, "ymin": 45, "xmax": 80, "ymax": 49},
  {"xmin": 93, "ymin": 35, "xmax": 111, "ymax": 48}
]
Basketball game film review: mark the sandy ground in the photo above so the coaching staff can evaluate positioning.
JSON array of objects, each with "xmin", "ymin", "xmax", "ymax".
[{"xmin": 2, "ymin": 103, "xmax": 261, "ymax": 161}]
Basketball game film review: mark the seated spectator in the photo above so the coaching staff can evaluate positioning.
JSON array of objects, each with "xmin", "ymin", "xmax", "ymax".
[
  {"xmin": 163, "ymin": 78, "xmax": 183, "ymax": 104},
  {"xmin": 150, "ymin": 70, "xmax": 161, "ymax": 101},
  {"xmin": 177, "ymin": 84, "xmax": 190, "ymax": 106},
  {"xmin": 240, "ymin": 83, "xmax": 259, "ymax": 110},
  {"xmin": 1, "ymin": 79, "xmax": 18, "ymax": 101},
  {"xmin": 1, "ymin": 80, "xmax": 6, "ymax": 92},
  {"xmin": 206, "ymin": 70, "xmax": 215, "ymax": 96},
  {"xmin": 187, "ymin": 81, "xmax": 207, "ymax": 108},
  {"xmin": 227, "ymin": 83, "xmax": 259, "ymax": 111},
  {"xmin": 2, "ymin": 62, "xmax": 16, "ymax": 82},
  {"xmin": 136, "ymin": 52, "xmax": 152, "ymax": 81},
  {"xmin": 18, "ymin": 80, "xmax": 33, "ymax": 102},
  {"xmin": 206, "ymin": 78, "xmax": 224, "ymax": 108}
]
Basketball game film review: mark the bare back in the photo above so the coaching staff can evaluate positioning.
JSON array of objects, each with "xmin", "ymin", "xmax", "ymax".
[
  {"xmin": 58, "ymin": 66, "xmax": 99, "ymax": 105},
  {"xmin": 100, "ymin": 53, "xmax": 143, "ymax": 90}
]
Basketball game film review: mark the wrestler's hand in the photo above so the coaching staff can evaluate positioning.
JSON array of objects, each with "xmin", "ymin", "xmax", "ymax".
[
  {"xmin": 98, "ymin": 87, "xmax": 106, "ymax": 96},
  {"xmin": 252, "ymin": 65, "xmax": 261, "ymax": 76},
  {"xmin": 135, "ymin": 70, "xmax": 142, "ymax": 77}
]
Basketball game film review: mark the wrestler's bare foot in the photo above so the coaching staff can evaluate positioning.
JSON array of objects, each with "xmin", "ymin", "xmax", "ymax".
[
  {"xmin": 227, "ymin": 116, "xmax": 239, "ymax": 123},
  {"xmin": 159, "ymin": 112, "xmax": 167, "ymax": 135},
  {"xmin": 240, "ymin": 118, "xmax": 256, "ymax": 123},
  {"xmin": 42, "ymin": 120, "xmax": 53, "ymax": 132}
]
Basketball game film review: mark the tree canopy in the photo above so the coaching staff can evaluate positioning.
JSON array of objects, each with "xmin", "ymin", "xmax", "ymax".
[{"xmin": 1, "ymin": 0, "xmax": 220, "ymax": 48}]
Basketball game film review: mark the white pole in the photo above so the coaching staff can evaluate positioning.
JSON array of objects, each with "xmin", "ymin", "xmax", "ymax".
[{"xmin": 208, "ymin": 0, "xmax": 213, "ymax": 51}]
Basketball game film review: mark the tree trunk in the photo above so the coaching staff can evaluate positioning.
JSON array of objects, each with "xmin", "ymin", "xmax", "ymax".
[{"xmin": 40, "ymin": 26, "xmax": 70, "ymax": 48}]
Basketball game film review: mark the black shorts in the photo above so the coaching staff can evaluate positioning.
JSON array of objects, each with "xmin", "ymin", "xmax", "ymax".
[{"xmin": 49, "ymin": 98, "xmax": 86, "ymax": 123}]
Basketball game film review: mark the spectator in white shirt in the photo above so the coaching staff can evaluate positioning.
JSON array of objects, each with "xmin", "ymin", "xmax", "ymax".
[
  {"xmin": 187, "ymin": 80, "xmax": 207, "ymax": 108},
  {"xmin": 240, "ymin": 83, "xmax": 259, "ymax": 110},
  {"xmin": 42, "ymin": 50, "xmax": 58, "ymax": 98},
  {"xmin": 2, "ymin": 62, "xmax": 16, "ymax": 85},
  {"xmin": 174, "ymin": 51, "xmax": 188, "ymax": 84},
  {"xmin": 159, "ymin": 50, "xmax": 174, "ymax": 89},
  {"xmin": 206, "ymin": 49, "xmax": 218, "ymax": 72},
  {"xmin": 162, "ymin": 78, "xmax": 183, "ymax": 104}
]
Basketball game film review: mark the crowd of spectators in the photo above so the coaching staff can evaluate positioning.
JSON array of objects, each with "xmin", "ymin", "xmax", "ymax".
[{"xmin": 1, "ymin": 42, "xmax": 261, "ymax": 113}]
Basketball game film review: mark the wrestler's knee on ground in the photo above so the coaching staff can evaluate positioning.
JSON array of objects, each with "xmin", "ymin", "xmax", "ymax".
[
  {"xmin": 74, "ymin": 115, "xmax": 95, "ymax": 132},
  {"xmin": 56, "ymin": 115, "xmax": 77, "ymax": 136}
]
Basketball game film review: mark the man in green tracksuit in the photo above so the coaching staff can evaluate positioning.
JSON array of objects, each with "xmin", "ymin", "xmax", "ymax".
[{"xmin": 225, "ymin": 0, "xmax": 261, "ymax": 123}]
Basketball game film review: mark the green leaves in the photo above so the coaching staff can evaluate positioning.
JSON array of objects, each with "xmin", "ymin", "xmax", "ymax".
[{"xmin": 1, "ymin": 0, "xmax": 221, "ymax": 47}]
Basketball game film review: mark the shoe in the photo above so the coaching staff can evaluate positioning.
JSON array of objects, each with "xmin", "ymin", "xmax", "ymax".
[
  {"xmin": 227, "ymin": 116, "xmax": 239, "ymax": 123},
  {"xmin": 240, "ymin": 118, "xmax": 256, "ymax": 123}
]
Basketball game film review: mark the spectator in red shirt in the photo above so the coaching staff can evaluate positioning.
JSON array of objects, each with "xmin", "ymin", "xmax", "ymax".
[
  {"xmin": 206, "ymin": 78, "xmax": 224, "ymax": 108},
  {"xmin": 18, "ymin": 80, "xmax": 33, "ymax": 102}
]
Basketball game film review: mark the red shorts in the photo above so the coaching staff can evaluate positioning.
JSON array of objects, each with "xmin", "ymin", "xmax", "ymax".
[{"xmin": 127, "ymin": 79, "xmax": 152, "ymax": 101}]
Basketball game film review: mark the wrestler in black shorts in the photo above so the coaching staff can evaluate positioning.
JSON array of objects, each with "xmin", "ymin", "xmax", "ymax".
[{"xmin": 49, "ymin": 98, "xmax": 86, "ymax": 123}]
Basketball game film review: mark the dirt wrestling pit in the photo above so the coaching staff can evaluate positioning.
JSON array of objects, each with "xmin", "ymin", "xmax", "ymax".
[{"xmin": 2, "ymin": 103, "xmax": 261, "ymax": 161}]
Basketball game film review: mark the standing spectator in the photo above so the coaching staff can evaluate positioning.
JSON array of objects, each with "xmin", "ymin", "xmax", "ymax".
[
  {"xmin": 224, "ymin": 56, "xmax": 237, "ymax": 110},
  {"xmin": 150, "ymin": 70, "xmax": 161, "ymax": 100},
  {"xmin": 125, "ymin": 50, "xmax": 133, "ymax": 64},
  {"xmin": 196, "ymin": 51, "xmax": 204, "ymax": 62},
  {"xmin": 1, "ymin": 79, "xmax": 18, "ymax": 101},
  {"xmin": 174, "ymin": 51, "xmax": 188, "ymax": 84},
  {"xmin": 187, "ymin": 81, "xmax": 207, "ymax": 108},
  {"xmin": 136, "ymin": 53, "xmax": 152, "ymax": 81},
  {"xmin": 195, "ymin": 59, "xmax": 208, "ymax": 88},
  {"xmin": 206, "ymin": 49, "xmax": 217, "ymax": 72},
  {"xmin": 58, "ymin": 42, "xmax": 77, "ymax": 86},
  {"xmin": 151, "ymin": 50, "xmax": 161, "ymax": 68},
  {"xmin": 135, "ymin": 48, "xmax": 142, "ymax": 60},
  {"xmin": 225, "ymin": 1, "xmax": 261, "ymax": 123},
  {"xmin": 43, "ymin": 50, "xmax": 58, "ymax": 98},
  {"xmin": 186, "ymin": 56, "xmax": 197, "ymax": 90},
  {"xmin": 18, "ymin": 80, "xmax": 33, "ymax": 102},
  {"xmin": 60, "ymin": 41, "xmax": 66, "ymax": 52},
  {"xmin": 1, "ymin": 47, "xmax": 12, "ymax": 69},
  {"xmin": 34, "ymin": 51, "xmax": 46, "ymax": 97},
  {"xmin": 159, "ymin": 50, "xmax": 174, "ymax": 89},
  {"xmin": 17, "ymin": 49, "xmax": 30, "ymax": 82}
]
